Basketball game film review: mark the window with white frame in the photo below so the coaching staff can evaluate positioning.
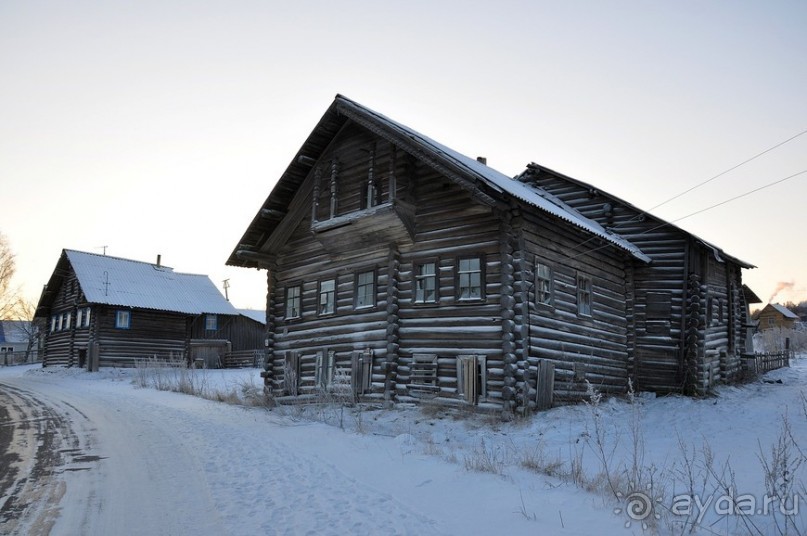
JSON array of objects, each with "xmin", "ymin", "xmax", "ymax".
[
  {"xmin": 285, "ymin": 285, "xmax": 301, "ymax": 319},
  {"xmin": 115, "ymin": 310, "xmax": 131, "ymax": 329},
  {"xmin": 205, "ymin": 314, "xmax": 218, "ymax": 331},
  {"xmin": 414, "ymin": 262, "xmax": 437, "ymax": 304},
  {"xmin": 535, "ymin": 262, "xmax": 553, "ymax": 305},
  {"xmin": 76, "ymin": 307, "xmax": 91, "ymax": 329},
  {"xmin": 319, "ymin": 279, "xmax": 336, "ymax": 315},
  {"xmin": 457, "ymin": 257, "xmax": 483, "ymax": 301},
  {"xmin": 51, "ymin": 315, "xmax": 58, "ymax": 333},
  {"xmin": 577, "ymin": 275, "xmax": 592, "ymax": 316},
  {"xmin": 355, "ymin": 270, "xmax": 375, "ymax": 309}
]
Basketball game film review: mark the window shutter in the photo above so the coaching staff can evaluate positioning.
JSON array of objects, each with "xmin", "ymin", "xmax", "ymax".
[
  {"xmin": 351, "ymin": 349, "xmax": 374, "ymax": 396},
  {"xmin": 284, "ymin": 352, "xmax": 300, "ymax": 395},
  {"xmin": 457, "ymin": 355, "xmax": 486, "ymax": 404}
]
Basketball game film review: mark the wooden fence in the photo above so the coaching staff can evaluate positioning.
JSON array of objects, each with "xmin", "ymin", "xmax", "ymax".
[
  {"xmin": 221, "ymin": 349, "xmax": 265, "ymax": 369},
  {"xmin": 1, "ymin": 351, "xmax": 41, "ymax": 366},
  {"xmin": 742, "ymin": 352, "xmax": 790, "ymax": 376}
]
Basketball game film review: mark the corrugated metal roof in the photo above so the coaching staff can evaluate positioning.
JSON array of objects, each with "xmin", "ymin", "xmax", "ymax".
[
  {"xmin": 771, "ymin": 303, "xmax": 799, "ymax": 319},
  {"xmin": 66, "ymin": 250, "xmax": 237, "ymax": 315}
]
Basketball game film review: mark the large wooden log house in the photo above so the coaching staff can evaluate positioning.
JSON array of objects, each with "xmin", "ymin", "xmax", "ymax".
[
  {"xmin": 35, "ymin": 250, "xmax": 263, "ymax": 369},
  {"xmin": 228, "ymin": 95, "xmax": 754, "ymax": 411}
]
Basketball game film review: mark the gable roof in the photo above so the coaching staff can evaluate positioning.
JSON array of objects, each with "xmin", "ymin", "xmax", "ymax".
[
  {"xmin": 227, "ymin": 94, "xmax": 650, "ymax": 268},
  {"xmin": 769, "ymin": 303, "xmax": 799, "ymax": 319},
  {"xmin": 37, "ymin": 250, "xmax": 237, "ymax": 316}
]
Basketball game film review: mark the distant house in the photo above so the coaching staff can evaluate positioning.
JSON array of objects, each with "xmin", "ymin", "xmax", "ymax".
[
  {"xmin": 227, "ymin": 95, "xmax": 755, "ymax": 411},
  {"xmin": 756, "ymin": 303, "xmax": 799, "ymax": 331},
  {"xmin": 0, "ymin": 320, "xmax": 38, "ymax": 364},
  {"xmin": 34, "ymin": 250, "xmax": 262, "ymax": 369}
]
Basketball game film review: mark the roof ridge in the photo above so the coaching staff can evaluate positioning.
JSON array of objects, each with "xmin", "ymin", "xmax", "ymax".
[{"xmin": 62, "ymin": 249, "xmax": 223, "ymax": 277}]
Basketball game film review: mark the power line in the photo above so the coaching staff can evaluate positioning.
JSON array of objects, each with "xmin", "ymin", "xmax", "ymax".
[
  {"xmin": 646, "ymin": 128, "xmax": 807, "ymax": 213},
  {"xmin": 666, "ymin": 168, "xmax": 807, "ymax": 225}
]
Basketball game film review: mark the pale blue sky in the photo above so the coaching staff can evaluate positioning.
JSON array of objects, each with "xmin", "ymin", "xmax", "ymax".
[{"xmin": 1, "ymin": 0, "xmax": 805, "ymax": 310}]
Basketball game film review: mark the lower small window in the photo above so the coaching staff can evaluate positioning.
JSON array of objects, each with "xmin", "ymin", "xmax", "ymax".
[{"xmin": 115, "ymin": 310, "xmax": 131, "ymax": 329}]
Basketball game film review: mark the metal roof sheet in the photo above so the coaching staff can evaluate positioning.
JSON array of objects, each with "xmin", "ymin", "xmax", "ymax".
[
  {"xmin": 771, "ymin": 303, "xmax": 799, "ymax": 319},
  {"xmin": 65, "ymin": 250, "xmax": 237, "ymax": 315}
]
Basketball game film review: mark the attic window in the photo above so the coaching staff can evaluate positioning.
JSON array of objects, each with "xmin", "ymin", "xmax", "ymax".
[
  {"xmin": 360, "ymin": 180, "xmax": 382, "ymax": 209},
  {"xmin": 205, "ymin": 314, "xmax": 218, "ymax": 331}
]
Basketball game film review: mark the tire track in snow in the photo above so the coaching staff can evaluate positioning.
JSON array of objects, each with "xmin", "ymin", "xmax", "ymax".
[{"xmin": 0, "ymin": 382, "xmax": 80, "ymax": 535}]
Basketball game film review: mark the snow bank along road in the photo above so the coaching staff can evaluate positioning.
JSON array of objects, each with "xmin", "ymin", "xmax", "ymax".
[{"xmin": 0, "ymin": 367, "xmax": 623, "ymax": 536}]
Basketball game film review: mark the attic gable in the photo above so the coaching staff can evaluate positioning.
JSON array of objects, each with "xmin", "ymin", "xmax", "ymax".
[{"xmin": 228, "ymin": 95, "xmax": 649, "ymax": 268}]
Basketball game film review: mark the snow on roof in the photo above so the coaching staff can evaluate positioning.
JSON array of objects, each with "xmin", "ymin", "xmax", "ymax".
[
  {"xmin": 65, "ymin": 250, "xmax": 237, "ymax": 316},
  {"xmin": 338, "ymin": 96, "xmax": 651, "ymax": 263},
  {"xmin": 770, "ymin": 303, "xmax": 799, "ymax": 319},
  {"xmin": 237, "ymin": 309, "xmax": 266, "ymax": 324}
]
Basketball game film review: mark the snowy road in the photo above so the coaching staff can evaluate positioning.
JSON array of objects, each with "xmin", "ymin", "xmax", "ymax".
[
  {"xmin": 0, "ymin": 372, "xmax": 230, "ymax": 535},
  {"xmin": 5, "ymin": 362, "xmax": 805, "ymax": 535},
  {"xmin": 3, "ymin": 367, "xmax": 607, "ymax": 536}
]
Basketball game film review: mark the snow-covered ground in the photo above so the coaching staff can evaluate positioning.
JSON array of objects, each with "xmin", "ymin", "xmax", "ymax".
[{"xmin": 1, "ymin": 357, "xmax": 806, "ymax": 536}]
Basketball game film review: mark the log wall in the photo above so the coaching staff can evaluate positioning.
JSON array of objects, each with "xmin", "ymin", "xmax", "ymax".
[
  {"xmin": 264, "ymin": 124, "xmax": 635, "ymax": 409},
  {"xmin": 525, "ymin": 169, "xmax": 748, "ymax": 394},
  {"xmin": 41, "ymin": 271, "xmax": 91, "ymax": 367},
  {"xmin": 521, "ymin": 209, "xmax": 630, "ymax": 403}
]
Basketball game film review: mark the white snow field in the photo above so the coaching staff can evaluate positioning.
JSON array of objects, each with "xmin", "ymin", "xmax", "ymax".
[{"xmin": 1, "ymin": 356, "xmax": 806, "ymax": 536}]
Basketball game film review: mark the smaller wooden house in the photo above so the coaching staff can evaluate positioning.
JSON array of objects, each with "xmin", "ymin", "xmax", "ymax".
[
  {"xmin": 35, "ymin": 249, "xmax": 260, "ymax": 369},
  {"xmin": 756, "ymin": 303, "xmax": 799, "ymax": 331}
]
